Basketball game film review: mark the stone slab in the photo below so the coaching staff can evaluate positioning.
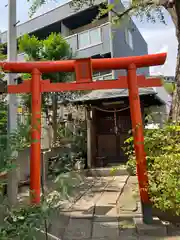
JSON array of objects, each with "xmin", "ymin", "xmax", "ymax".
[
  {"xmin": 61, "ymin": 176, "xmax": 97, "ymax": 209},
  {"xmin": 94, "ymin": 176, "xmax": 127, "ymax": 218},
  {"xmin": 167, "ymin": 224, "xmax": 180, "ymax": 236},
  {"xmin": 48, "ymin": 213, "xmax": 70, "ymax": 238},
  {"xmin": 63, "ymin": 219, "xmax": 92, "ymax": 240},
  {"xmin": 118, "ymin": 218, "xmax": 138, "ymax": 239},
  {"xmin": 129, "ymin": 176, "xmax": 138, "ymax": 184},
  {"xmin": 119, "ymin": 228, "xmax": 138, "ymax": 240},
  {"xmin": 116, "ymin": 175, "xmax": 139, "ymax": 215},
  {"xmin": 134, "ymin": 216, "xmax": 167, "ymax": 237},
  {"xmin": 118, "ymin": 184, "xmax": 137, "ymax": 212},
  {"xmin": 92, "ymin": 220, "xmax": 119, "ymax": 239},
  {"xmin": 86, "ymin": 167, "xmax": 128, "ymax": 177},
  {"xmin": 105, "ymin": 176, "xmax": 127, "ymax": 192},
  {"xmin": 138, "ymin": 236, "xmax": 180, "ymax": 240},
  {"xmin": 68, "ymin": 176, "xmax": 115, "ymax": 218}
]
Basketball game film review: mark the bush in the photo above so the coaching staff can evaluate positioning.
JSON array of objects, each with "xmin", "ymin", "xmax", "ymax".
[
  {"xmin": 148, "ymin": 153, "xmax": 180, "ymax": 215},
  {"xmin": 0, "ymin": 99, "xmax": 7, "ymax": 134},
  {"xmin": 0, "ymin": 171, "xmax": 82, "ymax": 240},
  {"xmin": 0, "ymin": 119, "xmax": 31, "ymax": 173},
  {"xmin": 125, "ymin": 123, "xmax": 180, "ymax": 215}
]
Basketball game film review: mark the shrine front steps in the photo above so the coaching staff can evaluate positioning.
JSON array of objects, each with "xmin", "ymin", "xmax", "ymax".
[{"xmin": 84, "ymin": 166, "xmax": 128, "ymax": 177}]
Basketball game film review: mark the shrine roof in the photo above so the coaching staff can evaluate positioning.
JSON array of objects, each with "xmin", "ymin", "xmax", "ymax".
[{"xmin": 72, "ymin": 87, "xmax": 156, "ymax": 103}]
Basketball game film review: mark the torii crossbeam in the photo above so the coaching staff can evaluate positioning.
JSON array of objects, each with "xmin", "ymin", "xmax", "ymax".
[{"xmin": 1, "ymin": 52, "xmax": 167, "ymax": 224}]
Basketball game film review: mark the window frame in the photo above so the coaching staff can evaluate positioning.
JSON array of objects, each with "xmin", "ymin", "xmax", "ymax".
[
  {"xmin": 78, "ymin": 26, "xmax": 102, "ymax": 50},
  {"xmin": 125, "ymin": 29, "xmax": 134, "ymax": 50},
  {"xmin": 78, "ymin": 30, "xmax": 91, "ymax": 49}
]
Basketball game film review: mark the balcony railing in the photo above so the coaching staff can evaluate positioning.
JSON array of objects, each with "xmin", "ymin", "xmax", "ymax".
[
  {"xmin": 93, "ymin": 73, "xmax": 113, "ymax": 81},
  {"xmin": 65, "ymin": 22, "xmax": 110, "ymax": 54}
]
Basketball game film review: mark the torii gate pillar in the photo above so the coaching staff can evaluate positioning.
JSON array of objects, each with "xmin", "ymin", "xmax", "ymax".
[
  {"xmin": 127, "ymin": 64, "xmax": 151, "ymax": 222},
  {"xmin": 30, "ymin": 69, "xmax": 41, "ymax": 203}
]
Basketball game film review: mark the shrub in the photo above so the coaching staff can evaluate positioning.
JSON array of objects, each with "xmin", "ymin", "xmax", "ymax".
[
  {"xmin": 148, "ymin": 153, "xmax": 180, "ymax": 215},
  {"xmin": 0, "ymin": 171, "xmax": 82, "ymax": 240},
  {"xmin": 125, "ymin": 123, "xmax": 180, "ymax": 215}
]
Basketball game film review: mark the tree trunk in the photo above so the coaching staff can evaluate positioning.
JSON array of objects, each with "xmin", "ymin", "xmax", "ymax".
[
  {"xmin": 167, "ymin": 2, "xmax": 180, "ymax": 121},
  {"xmin": 52, "ymin": 93, "xmax": 58, "ymax": 145},
  {"xmin": 171, "ymin": 42, "xmax": 180, "ymax": 121}
]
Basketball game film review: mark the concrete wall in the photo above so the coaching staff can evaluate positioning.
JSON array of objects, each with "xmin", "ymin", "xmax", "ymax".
[
  {"xmin": 61, "ymin": 22, "xmax": 70, "ymax": 37},
  {"xmin": 144, "ymin": 87, "xmax": 172, "ymax": 128},
  {"xmin": 16, "ymin": 146, "xmax": 72, "ymax": 182},
  {"xmin": 109, "ymin": 0, "xmax": 149, "ymax": 78},
  {"xmin": 155, "ymin": 86, "xmax": 172, "ymax": 116},
  {"xmin": 145, "ymin": 104, "xmax": 169, "ymax": 128}
]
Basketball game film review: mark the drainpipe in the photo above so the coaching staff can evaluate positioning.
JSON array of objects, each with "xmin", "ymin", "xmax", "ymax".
[{"xmin": 108, "ymin": 0, "xmax": 115, "ymax": 79}]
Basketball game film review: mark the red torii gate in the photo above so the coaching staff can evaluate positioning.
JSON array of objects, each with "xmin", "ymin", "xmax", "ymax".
[{"xmin": 1, "ymin": 52, "xmax": 166, "ymax": 223}]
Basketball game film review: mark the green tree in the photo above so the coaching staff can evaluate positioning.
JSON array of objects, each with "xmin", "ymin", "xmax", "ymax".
[
  {"xmin": 28, "ymin": 0, "xmax": 180, "ymax": 121},
  {"xmin": 19, "ymin": 32, "xmax": 73, "ymax": 144}
]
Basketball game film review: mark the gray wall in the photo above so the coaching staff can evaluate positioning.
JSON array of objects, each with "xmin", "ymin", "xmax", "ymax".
[
  {"xmin": 109, "ymin": 0, "xmax": 149, "ymax": 78},
  {"xmin": 17, "ymin": 146, "xmax": 72, "ymax": 182},
  {"xmin": 145, "ymin": 104, "xmax": 168, "ymax": 128}
]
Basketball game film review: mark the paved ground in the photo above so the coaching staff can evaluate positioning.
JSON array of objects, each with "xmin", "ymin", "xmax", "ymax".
[
  {"xmin": 45, "ymin": 174, "xmax": 180, "ymax": 240},
  {"xmin": 19, "ymin": 173, "xmax": 180, "ymax": 240},
  {"xmin": 48, "ymin": 175, "xmax": 127, "ymax": 239}
]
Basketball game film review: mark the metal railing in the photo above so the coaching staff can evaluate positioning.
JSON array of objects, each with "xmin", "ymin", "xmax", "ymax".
[{"xmin": 93, "ymin": 73, "xmax": 113, "ymax": 81}]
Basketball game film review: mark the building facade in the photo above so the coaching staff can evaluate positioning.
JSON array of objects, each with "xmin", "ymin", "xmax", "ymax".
[
  {"xmin": 0, "ymin": 0, "xmax": 149, "ymax": 79},
  {"xmin": 0, "ymin": 1, "xmax": 171, "ymax": 167}
]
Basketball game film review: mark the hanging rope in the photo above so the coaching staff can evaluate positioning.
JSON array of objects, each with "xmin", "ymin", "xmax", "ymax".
[
  {"xmin": 92, "ymin": 106, "xmax": 130, "ymax": 113},
  {"xmin": 92, "ymin": 106, "xmax": 130, "ymax": 135}
]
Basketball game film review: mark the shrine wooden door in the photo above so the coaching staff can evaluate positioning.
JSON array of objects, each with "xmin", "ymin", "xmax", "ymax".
[{"xmin": 96, "ymin": 108, "xmax": 131, "ymax": 165}]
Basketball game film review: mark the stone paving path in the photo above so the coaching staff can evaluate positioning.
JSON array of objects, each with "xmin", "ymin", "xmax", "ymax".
[
  {"xmin": 49, "ymin": 175, "xmax": 128, "ymax": 239},
  {"xmin": 19, "ymin": 173, "xmax": 180, "ymax": 240},
  {"xmin": 47, "ymin": 174, "xmax": 180, "ymax": 240}
]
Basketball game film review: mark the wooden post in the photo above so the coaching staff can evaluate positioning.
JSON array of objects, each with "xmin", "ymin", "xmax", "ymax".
[
  {"xmin": 91, "ymin": 108, "xmax": 96, "ymax": 167},
  {"xmin": 127, "ymin": 64, "xmax": 152, "ymax": 224},
  {"xmin": 86, "ymin": 108, "xmax": 92, "ymax": 168},
  {"xmin": 30, "ymin": 69, "xmax": 41, "ymax": 204}
]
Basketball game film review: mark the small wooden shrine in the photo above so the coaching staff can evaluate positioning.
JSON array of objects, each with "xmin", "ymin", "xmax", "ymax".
[{"xmin": 73, "ymin": 88, "xmax": 165, "ymax": 168}]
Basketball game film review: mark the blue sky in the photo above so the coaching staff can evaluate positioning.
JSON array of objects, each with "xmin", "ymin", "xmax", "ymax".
[{"xmin": 0, "ymin": 0, "xmax": 177, "ymax": 76}]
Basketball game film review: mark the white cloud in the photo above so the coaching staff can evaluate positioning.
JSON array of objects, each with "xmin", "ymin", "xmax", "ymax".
[
  {"xmin": 141, "ymin": 26, "xmax": 177, "ymax": 76},
  {"xmin": 134, "ymin": 9, "xmax": 177, "ymax": 76},
  {"xmin": 0, "ymin": 0, "xmax": 64, "ymax": 31}
]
